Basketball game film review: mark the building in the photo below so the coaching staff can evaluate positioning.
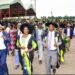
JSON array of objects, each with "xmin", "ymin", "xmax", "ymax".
[{"xmin": 0, "ymin": 0, "xmax": 36, "ymax": 19}]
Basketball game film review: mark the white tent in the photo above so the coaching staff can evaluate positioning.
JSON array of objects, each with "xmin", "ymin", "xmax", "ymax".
[{"xmin": 0, "ymin": 0, "xmax": 36, "ymax": 12}]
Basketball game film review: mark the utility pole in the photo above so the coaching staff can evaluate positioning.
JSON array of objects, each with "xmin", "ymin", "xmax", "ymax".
[{"xmin": 51, "ymin": 11, "xmax": 53, "ymax": 21}]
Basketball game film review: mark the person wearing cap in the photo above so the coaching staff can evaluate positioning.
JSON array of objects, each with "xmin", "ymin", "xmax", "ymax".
[
  {"xmin": 35, "ymin": 22, "xmax": 44, "ymax": 64},
  {"xmin": 58, "ymin": 23, "xmax": 69, "ymax": 63},
  {"xmin": 43, "ymin": 22, "xmax": 62, "ymax": 74},
  {"xmin": 16, "ymin": 23, "xmax": 37, "ymax": 75},
  {"xmin": 64, "ymin": 23, "xmax": 73, "ymax": 51},
  {"xmin": 0, "ymin": 24, "xmax": 10, "ymax": 75}
]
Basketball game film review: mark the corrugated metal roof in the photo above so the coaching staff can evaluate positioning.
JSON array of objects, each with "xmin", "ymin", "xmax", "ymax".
[
  {"xmin": 0, "ymin": 0, "xmax": 36, "ymax": 12},
  {"xmin": 0, "ymin": 0, "xmax": 13, "ymax": 5}
]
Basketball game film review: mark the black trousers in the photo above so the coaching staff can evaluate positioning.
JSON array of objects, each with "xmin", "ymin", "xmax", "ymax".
[{"xmin": 18, "ymin": 50, "xmax": 23, "ymax": 69}]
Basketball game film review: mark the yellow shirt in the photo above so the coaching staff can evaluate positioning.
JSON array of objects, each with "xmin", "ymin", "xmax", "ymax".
[{"xmin": 19, "ymin": 34, "xmax": 31, "ymax": 56}]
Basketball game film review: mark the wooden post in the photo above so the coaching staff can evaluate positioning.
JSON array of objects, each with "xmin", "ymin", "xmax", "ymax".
[
  {"xmin": 0, "ymin": 9, "xmax": 2, "ymax": 19},
  {"xmin": 25, "ymin": 10, "xmax": 27, "ymax": 16},
  {"xmin": 26, "ymin": 10, "xmax": 27, "ymax": 16},
  {"xmin": 9, "ymin": 7, "xmax": 10, "ymax": 17}
]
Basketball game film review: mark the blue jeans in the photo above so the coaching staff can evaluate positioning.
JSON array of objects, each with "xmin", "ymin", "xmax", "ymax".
[
  {"xmin": 15, "ymin": 50, "xmax": 19, "ymax": 65},
  {"xmin": 0, "ymin": 49, "xmax": 8, "ymax": 75}
]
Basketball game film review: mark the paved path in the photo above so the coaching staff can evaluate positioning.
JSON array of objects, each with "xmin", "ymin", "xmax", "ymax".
[{"xmin": 7, "ymin": 38, "xmax": 75, "ymax": 74}]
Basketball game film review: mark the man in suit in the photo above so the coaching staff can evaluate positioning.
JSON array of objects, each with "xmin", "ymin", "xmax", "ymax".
[
  {"xmin": 43, "ymin": 22, "xmax": 62, "ymax": 74},
  {"xmin": 35, "ymin": 22, "xmax": 44, "ymax": 64},
  {"xmin": 64, "ymin": 23, "xmax": 73, "ymax": 50}
]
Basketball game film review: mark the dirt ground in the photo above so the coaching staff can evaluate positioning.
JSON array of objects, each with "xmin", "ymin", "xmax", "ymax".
[{"xmin": 7, "ymin": 38, "xmax": 75, "ymax": 74}]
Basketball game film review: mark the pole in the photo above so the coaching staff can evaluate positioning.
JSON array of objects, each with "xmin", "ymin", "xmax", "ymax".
[
  {"xmin": 51, "ymin": 12, "xmax": 53, "ymax": 21},
  {"xmin": 0, "ymin": 9, "xmax": 2, "ymax": 19},
  {"xmin": 9, "ymin": 7, "xmax": 10, "ymax": 17},
  {"xmin": 35, "ymin": 0, "xmax": 36, "ymax": 16}
]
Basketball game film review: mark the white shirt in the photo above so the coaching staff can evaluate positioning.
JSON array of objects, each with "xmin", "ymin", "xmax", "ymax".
[
  {"xmin": 67, "ymin": 28, "xmax": 70, "ymax": 36},
  {"xmin": 37, "ymin": 28, "xmax": 43, "ymax": 40},
  {"xmin": 73, "ymin": 27, "xmax": 75, "ymax": 35},
  {"xmin": 18, "ymin": 29, "xmax": 22, "ymax": 36},
  {"xmin": 0, "ymin": 32, "xmax": 6, "ymax": 50},
  {"xmin": 48, "ymin": 31, "xmax": 57, "ymax": 50}
]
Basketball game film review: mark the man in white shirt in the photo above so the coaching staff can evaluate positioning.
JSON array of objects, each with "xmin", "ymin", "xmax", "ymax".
[
  {"xmin": 0, "ymin": 24, "xmax": 9, "ymax": 75},
  {"xmin": 48, "ymin": 30, "xmax": 57, "ymax": 50},
  {"xmin": 64, "ymin": 23, "xmax": 73, "ymax": 51},
  {"xmin": 43, "ymin": 22, "xmax": 61, "ymax": 74},
  {"xmin": 36, "ymin": 23, "xmax": 43, "ymax": 64}
]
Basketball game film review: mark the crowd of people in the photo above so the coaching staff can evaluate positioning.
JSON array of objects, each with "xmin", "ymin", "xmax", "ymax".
[{"xmin": 0, "ymin": 19, "xmax": 75, "ymax": 75}]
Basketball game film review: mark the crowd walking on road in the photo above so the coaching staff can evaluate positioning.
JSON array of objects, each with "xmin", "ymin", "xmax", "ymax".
[{"xmin": 0, "ymin": 19, "xmax": 74, "ymax": 75}]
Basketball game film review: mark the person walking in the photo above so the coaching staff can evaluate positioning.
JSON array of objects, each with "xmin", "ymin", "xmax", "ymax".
[
  {"xmin": 35, "ymin": 22, "xmax": 44, "ymax": 64},
  {"xmin": 58, "ymin": 23, "xmax": 69, "ymax": 63},
  {"xmin": 9, "ymin": 24, "xmax": 17, "ymax": 56},
  {"xmin": 16, "ymin": 23, "xmax": 37, "ymax": 75},
  {"xmin": 64, "ymin": 23, "xmax": 73, "ymax": 51},
  {"xmin": 43, "ymin": 22, "xmax": 62, "ymax": 74},
  {"xmin": 0, "ymin": 24, "xmax": 10, "ymax": 75}
]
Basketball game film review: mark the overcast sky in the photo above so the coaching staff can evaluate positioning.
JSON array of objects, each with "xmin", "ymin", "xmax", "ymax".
[{"xmin": 22, "ymin": 0, "xmax": 75, "ymax": 18}]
